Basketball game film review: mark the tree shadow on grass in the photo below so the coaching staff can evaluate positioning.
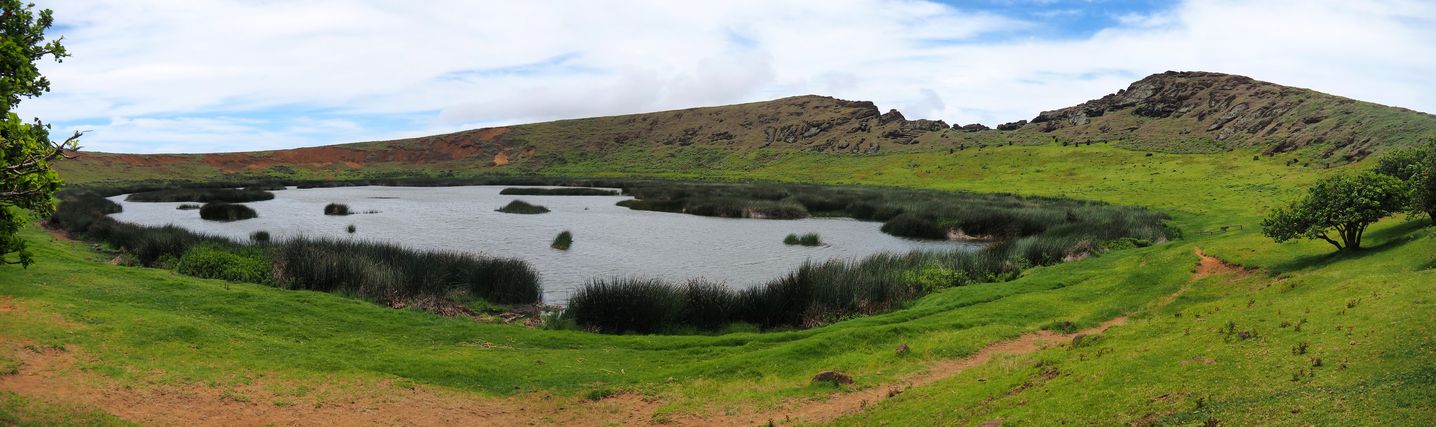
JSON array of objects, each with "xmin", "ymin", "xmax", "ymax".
[{"xmin": 1269, "ymin": 217, "xmax": 1432, "ymax": 274}]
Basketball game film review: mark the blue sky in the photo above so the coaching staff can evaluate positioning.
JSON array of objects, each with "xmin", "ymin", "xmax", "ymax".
[{"xmin": 18, "ymin": 0, "xmax": 1436, "ymax": 154}]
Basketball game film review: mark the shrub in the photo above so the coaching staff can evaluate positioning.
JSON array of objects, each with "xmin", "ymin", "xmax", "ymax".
[
  {"xmin": 783, "ymin": 233, "xmax": 822, "ymax": 246},
  {"xmin": 199, "ymin": 202, "xmax": 258, "ymax": 222},
  {"xmin": 551, "ymin": 231, "xmax": 573, "ymax": 250},
  {"xmin": 49, "ymin": 192, "xmax": 121, "ymax": 234},
  {"xmin": 175, "ymin": 244, "xmax": 272, "ymax": 284},
  {"xmin": 125, "ymin": 188, "xmax": 274, "ymax": 203},
  {"xmin": 881, "ymin": 213, "xmax": 947, "ymax": 240},
  {"xmin": 324, "ymin": 203, "xmax": 351, "ymax": 216},
  {"xmin": 500, "ymin": 187, "xmax": 619, "ymax": 196},
  {"xmin": 496, "ymin": 200, "xmax": 550, "ymax": 214}
]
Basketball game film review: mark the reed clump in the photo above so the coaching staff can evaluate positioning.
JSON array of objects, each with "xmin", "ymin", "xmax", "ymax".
[
  {"xmin": 500, "ymin": 187, "xmax": 619, "ymax": 196},
  {"xmin": 125, "ymin": 188, "xmax": 274, "ymax": 203},
  {"xmin": 198, "ymin": 202, "xmax": 258, "ymax": 222},
  {"xmin": 783, "ymin": 233, "xmax": 822, "ymax": 246},
  {"xmin": 324, "ymin": 203, "xmax": 352, "ymax": 216},
  {"xmin": 552, "ymin": 231, "xmax": 573, "ymax": 250},
  {"xmin": 497, "ymin": 200, "xmax": 550, "ymax": 214}
]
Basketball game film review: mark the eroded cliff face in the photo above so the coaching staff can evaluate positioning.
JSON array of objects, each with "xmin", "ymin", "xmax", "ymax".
[{"xmin": 1022, "ymin": 71, "xmax": 1436, "ymax": 159}]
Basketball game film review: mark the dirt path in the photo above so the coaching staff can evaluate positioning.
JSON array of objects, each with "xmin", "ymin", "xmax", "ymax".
[
  {"xmin": 678, "ymin": 246, "xmax": 1232, "ymax": 426},
  {"xmin": 0, "ymin": 247, "xmax": 1233, "ymax": 426}
]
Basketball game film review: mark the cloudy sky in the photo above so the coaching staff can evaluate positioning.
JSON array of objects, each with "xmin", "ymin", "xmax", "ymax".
[{"xmin": 17, "ymin": 0, "xmax": 1436, "ymax": 154}]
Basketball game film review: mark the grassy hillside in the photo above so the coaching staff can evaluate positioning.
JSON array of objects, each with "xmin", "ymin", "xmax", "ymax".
[
  {"xmin": 5, "ymin": 143, "xmax": 1435, "ymax": 424},
  {"xmin": 54, "ymin": 72, "xmax": 1436, "ymax": 186}
]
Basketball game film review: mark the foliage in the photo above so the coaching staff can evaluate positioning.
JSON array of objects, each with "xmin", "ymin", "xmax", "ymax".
[
  {"xmin": 272, "ymin": 237, "xmax": 541, "ymax": 305},
  {"xmin": 783, "ymin": 233, "xmax": 821, "ymax": 246},
  {"xmin": 551, "ymin": 230, "xmax": 573, "ymax": 250},
  {"xmin": 198, "ymin": 202, "xmax": 258, "ymax": 222},
  {"xmin": 499, "ymin": 187, "xmax": 618, "ymax": 196},
  {"xmin": 0, "ymin": 1, "xmax": 77, "ymax": 267},
  {"xmin": 124, "ymin": 188, "xmax": 274, "ymax": 203},
  {"xmin": 1261, "ymin": 171, "xmax": 1407, "ymax": 251},
  {"xmin": 496, "ymin": 200, "xmax": 550, "ymax": 214},
  {"xmin": 176, "ymin": 243, "xmax": 272, "ymax": 284},
  {"xmin": 324, "ymin": 203, "xmax": 351, "ymax": 215},
  {"xmin": 1376, "ymin": 141, "xmax": 1436, "ymax": 223}
]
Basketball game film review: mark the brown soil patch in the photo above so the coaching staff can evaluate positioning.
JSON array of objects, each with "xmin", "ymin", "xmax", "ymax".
[
  {"xmin": 0, "ymin": 344, "xmax": 663, "ymax": 427},
  {"xmin": 1192, "ymin": 247, "xmax": 1249, "ymax": 280}
]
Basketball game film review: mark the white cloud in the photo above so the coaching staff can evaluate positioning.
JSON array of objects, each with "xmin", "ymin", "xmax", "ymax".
[{"xmin": 15, "ymin": 0, "xmax": 1436, "ymax": 153}]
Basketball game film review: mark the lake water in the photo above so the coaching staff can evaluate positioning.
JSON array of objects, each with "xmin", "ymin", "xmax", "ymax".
[{"xmin": 108, "ymin": 186, "xmax": 980, "ymax": 302}]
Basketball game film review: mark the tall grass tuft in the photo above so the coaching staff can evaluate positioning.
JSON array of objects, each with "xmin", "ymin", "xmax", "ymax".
[
  {"xmin": 783, "ymin": 233, "xmax": 822, "ymax": 246},
  {"xmin": 324, "ymin": 203, "xmax": 352, "ymax": 216},
  {"xmin": 250, "ymin": 230, "xmax": 271, "ymax": 243},
  {"xmin": 198, "ymin": 202, "xmax": 257, "ymax": 222},
  {"xmin": 551, "ymin": 231, "xmax": 573, "ymax": 250},
  {"xmin": 271, "ymin": 238, "xmax": 542, "ymax": 305},
  {"xmin": 500, "ymin": 187, "xmax": 619, "ymax": 196},
  {"xmin": 176, "ymin": 204, "xmax": 201, "ymax": 210},
  {"xmin": 496, "ymin": 200, "xmax": 550, "ymax": 214}
]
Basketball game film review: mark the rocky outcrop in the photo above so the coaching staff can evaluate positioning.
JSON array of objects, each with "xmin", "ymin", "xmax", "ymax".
[
  {"xmin": 1022, "ymin": 71, "xmax": 1436, "ymax": 158},
  {"xmin": 996, "ymin": 120, "xmax": 1027, "ymax": 131},
  {"xmin": 955, "ymin": 123, "xmax": 990, "ymax": 132}
]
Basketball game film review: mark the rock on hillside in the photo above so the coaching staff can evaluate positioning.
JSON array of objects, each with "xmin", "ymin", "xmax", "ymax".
[{"xmin": 1019, "ymin": 71, "xmax": 1436, "ymax": 160}]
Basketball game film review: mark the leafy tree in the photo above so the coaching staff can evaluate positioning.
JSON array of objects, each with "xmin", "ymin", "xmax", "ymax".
[
  {"xmin": 1261, "ymin": 171, "xmax": 1407, "ymax": 251},
  {"xmin": 1, "ymin": 1, "xmax": 79, "ymax": 267},
  {"xmin": 1375, "ymin": 142, "xmax": 1436, "ymax": 224}
]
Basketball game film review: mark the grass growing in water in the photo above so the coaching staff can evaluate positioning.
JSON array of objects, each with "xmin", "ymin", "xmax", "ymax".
[
  {"xmin": 346, "ymin": 224, "xmax": 357, "ymax": 234},
  {"xmin": 198, "ymin": 202, "xmax": 257, "ymax": 222},
  {"xmin": 496, "ymin": 200, "xmax": 550, "ymax": 214},
  {"xmin": 500, "ymin": 187, "xmax": 619, "ymax": 196},
  {"xmin": 249, "ymin": 231, "xmax": 270, "ymax": 243},
  {"xmin": 552, "ymin": 231, "xmax": 573, "ymax": 250},
  {"xmin": 176, "ymin": 203, "xmax": 201, "ymax": 210},
  {"xmin": 50, "ymin": 193, "xmax": 544, "ymax": 309},
  {"xmin": 324, "ymin": 203, "xmax": 352, "ymax": 216},
  {"xmin": 783, "ymin": 233, "xmax": 822, "ymax": 246},
  {"xmin": 125, "ymin": 188, "xmax": 274, "ymax": 203}
]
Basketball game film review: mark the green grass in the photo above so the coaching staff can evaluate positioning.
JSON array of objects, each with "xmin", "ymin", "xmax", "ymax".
[
  {"xmin": 4, "ymin": 143, "xmax": 1434, "ymax": 423},
  {"xmin": 783, "ymin": 233, "xmax": 821, "ymax": 246}
]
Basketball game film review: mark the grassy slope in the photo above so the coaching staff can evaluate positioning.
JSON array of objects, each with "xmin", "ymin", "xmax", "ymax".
[{"xmin": 4, "ymin": 144, "xmax": 1435, "ymax": 424}]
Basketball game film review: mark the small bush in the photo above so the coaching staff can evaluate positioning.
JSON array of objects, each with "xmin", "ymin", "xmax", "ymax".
[
  {"xmin": 783, "ymin": 233, "xmax": 822, "ymax": 246},
  {"xmin": 199, "ymin": 202, "xmax": 257, "ymax": 222},
  {"xmin": 324, "ymin": 203, "xmax": 352, "ymax": 216},
  {"xmin": 496, "ymin": 200, "xmax": 550, "ymax": 214},
  {"xmin": 551, "ymin": 231, "xmax": 573, "ymax": 250}
]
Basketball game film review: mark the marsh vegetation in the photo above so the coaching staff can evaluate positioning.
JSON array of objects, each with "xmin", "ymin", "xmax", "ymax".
[
  {"xmin": 198, "ymin": 202, "xmax": 257, "ymax": 222},
  {"xmin": 500, "ymin": 187, "xmax": 619, "ymax": 196},
  {"xmin": 496, "ymin": 200, "xmax": 551, "ymax": 214}
]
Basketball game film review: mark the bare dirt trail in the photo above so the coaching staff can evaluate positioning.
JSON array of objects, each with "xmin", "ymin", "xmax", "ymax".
[{"xmin": 0, "ymin": 247, "xmax": 1238, "ymax": 426}]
